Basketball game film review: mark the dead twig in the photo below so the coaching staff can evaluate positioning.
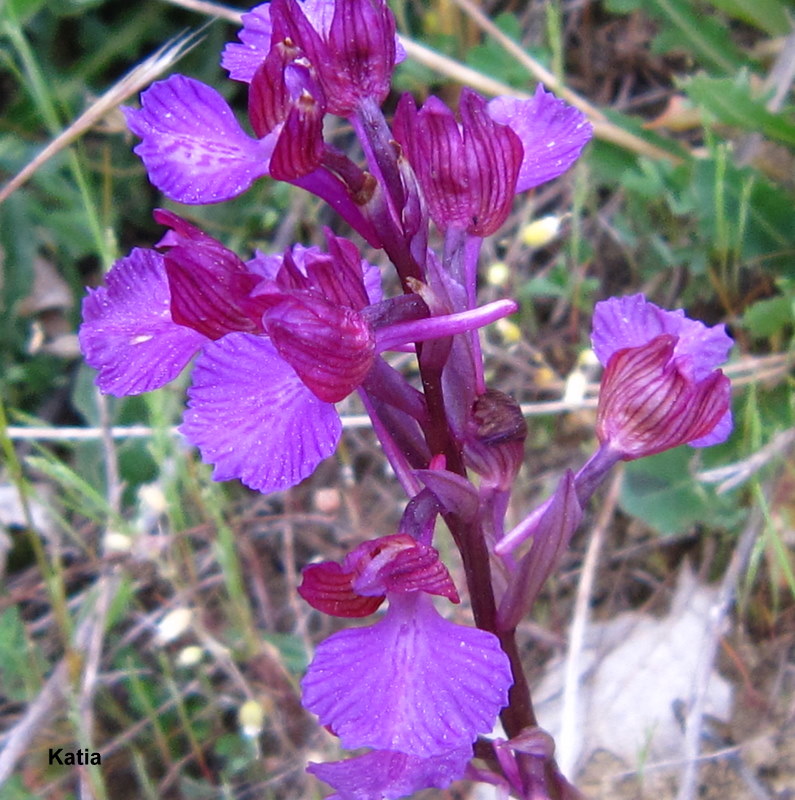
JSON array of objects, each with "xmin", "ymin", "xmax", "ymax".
[
  {"xmin": 697, "ymin": 427, "xmax": 795, "ymax": 494},
  {"xmin": 675, "ymin": 501, "xmax": 766, "ymax": 800},
  {"xmin": 558, "ymin": 466, "xmax": 623, "ymax": 775}
]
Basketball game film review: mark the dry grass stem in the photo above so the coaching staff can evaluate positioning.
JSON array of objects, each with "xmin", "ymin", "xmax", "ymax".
[
  {"xmin": 4, "ymin": 351, "xmax": 789, "ymax": 442},
  {"xmin": 448, "ymin": 0, "xmax": 685, "ymax": 164},
  {"xmin": 675, "ymin": 501, "xmax": 766, "ymax": 800},
  {"xmin": 558, "ymin": 467, "xmax": 624, "ymax": 776},
  {"xmin": 697, "ymin": 427, "xmax": 795, "ymax": 494},
  {"xmin": 158, "ymin": 0, "xmax": 243, "ymax": 23},
  {"xmin": 0, "ymin": 32, "xmax": 204, "ymax": 206}
]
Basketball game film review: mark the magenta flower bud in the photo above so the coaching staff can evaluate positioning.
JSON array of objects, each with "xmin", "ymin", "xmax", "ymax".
[
  {"xmin": 591, "ymin": 294, "xmax": 733, "ymax": 460},
  {"xmin": 464, "ymin": 389, "xmax": 528, "ymax": 490},
  {"xmin": 264, "ymin": 293, "xmax": 375, "ymax": 402},
  {"xmin": 393, "ymin": 89, "xmax": 523, "ymax": 236},
  {"xmin": 298, "ymin": 533, "xmax": 459, "ymax": 618},
  {"xmin": 271, "ymin": 0, "xmax": 398, "ymax": 116},
  {"xmin": 249, "ymin": 43, "xmax": 326, "ymax": 179}
]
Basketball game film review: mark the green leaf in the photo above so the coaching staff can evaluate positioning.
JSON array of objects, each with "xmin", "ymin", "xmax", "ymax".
[
  {"xmin": 621, "ymin": 448, "xmax": 740, "ymax": 535},
  {"xmin": 703, "ymin": 0, "xmax": 791, "ymax": 36},
  {"xmin": 741, "ymin": 294, "xmax": 795, "ymax": 338},
  {"xmin": 606, "ymin": 0, "xmax": 744, "ymax": 72},
  {"xmin": 691, "ymin": 158, "xmax": 795, "ymax": 271},
  {"xmin": 0, "ymin": 607, "xmax": 43, "ymax": 702},
  {"xmin": 0, "ymin": 0, "xmax": 48, "ymax": 25},
  {"xmin": 25, "ymin": 454, "xmax": 114, "ymax": 522},
  {"xmin": 686, "ymin": 74, "xmax": 795, "ymax": 147}
]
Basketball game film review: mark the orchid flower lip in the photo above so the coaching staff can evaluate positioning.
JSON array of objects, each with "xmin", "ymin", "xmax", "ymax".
[{"xmin": 301, "ymin": 592, "xmax": 512, "ymax": 757}]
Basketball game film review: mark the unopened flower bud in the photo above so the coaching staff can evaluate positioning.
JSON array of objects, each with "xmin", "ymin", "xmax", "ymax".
[{"xmin": 465, "ymin": 389, "xmax": 527, "ymax": 489}]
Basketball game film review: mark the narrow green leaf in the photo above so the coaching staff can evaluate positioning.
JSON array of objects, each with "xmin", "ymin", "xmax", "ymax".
[
  {"xmin": 647, "ymin": 0, "xmax": 744, "ymax": 72},
  {"xmin": 686, "ymin": 74, "xmax": 795, "ymax": 147},
  {"xmin": 25, "ymin": 454, "xmax": 114, "ymax": 521},
  {"xmin": 703, "ymin": 0, "xmax": 791, "ymax": 36},
  {"xmin": 691, "ymin": 158, "xmax": 795, "ymax": 269}
]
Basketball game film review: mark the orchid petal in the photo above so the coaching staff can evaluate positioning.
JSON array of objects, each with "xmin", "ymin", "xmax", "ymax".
[
  {"xmin": 596, "ymin": 335, "xmax": 731, "ymax": 459},
  {"xmin": 299, "ymin": 562, "xmax": 385, "ymax": 618},
  {"xmin": 591, "ymin": 294, "xmax": 732, "ymax": 379},
  {"xmin": 301, "ymin": 594, "xmax": 512, "ymax": 757},
  {"xmin": 124, "ymin": 75, "xmax": 273, "ymax": 204},
  {"xmin": 488, "ymin": 85, "xmax": 592, "ymax": 192},
  {"xmin": 689, "ymin": 407, "xmax": 732, "ymax": 447},
  {"xmin": 181, "ymin": 333, "xmax": 340, "ymax": 493},
  {"xmin": 79, "ymin": 248, "xmax": 206, "ymax": 396},
  {"xmin": 221, "ymin": 3, "xmax": 275, "ymax": 82},
  {"xmin": 307, "ymin": 747, "xmax": 471, "ymax": 800},
  {"xmin": 264, "ymin": 295, "xmax": 375, "ymax": 403},
  {"xmin": 460, "ymin": 89, "xmax": 522, "ymax": 236}
]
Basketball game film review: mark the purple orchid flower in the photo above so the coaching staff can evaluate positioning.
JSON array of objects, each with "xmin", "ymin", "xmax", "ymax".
[
  {"xmin": 74, "ymin": 1, "xmax": 713, "ymax": 795},
  {"xmin": 79, "ymin": 212, "xmax": 516, "ymax": 494},
  {"xmin": 496, "ymin": 295, "xmax": 732, "ymax": 559},
  {"xmin": 122, "ymin": 71, "xmax": 318, "ymax": 203},
  {"xmin": 299, "ymin": 533, "xmax": 513, "ymax": 791},
  {"xmin": 393, "ymin": 85, "xmax": 593, "ymax": 238},
  {"xmin": 121, "ymin": 72, "xmax": 380, "ymax": 244},
  {"xmin": 590, "ymin": 293, "xmax": 733, "ymax": 460}
]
